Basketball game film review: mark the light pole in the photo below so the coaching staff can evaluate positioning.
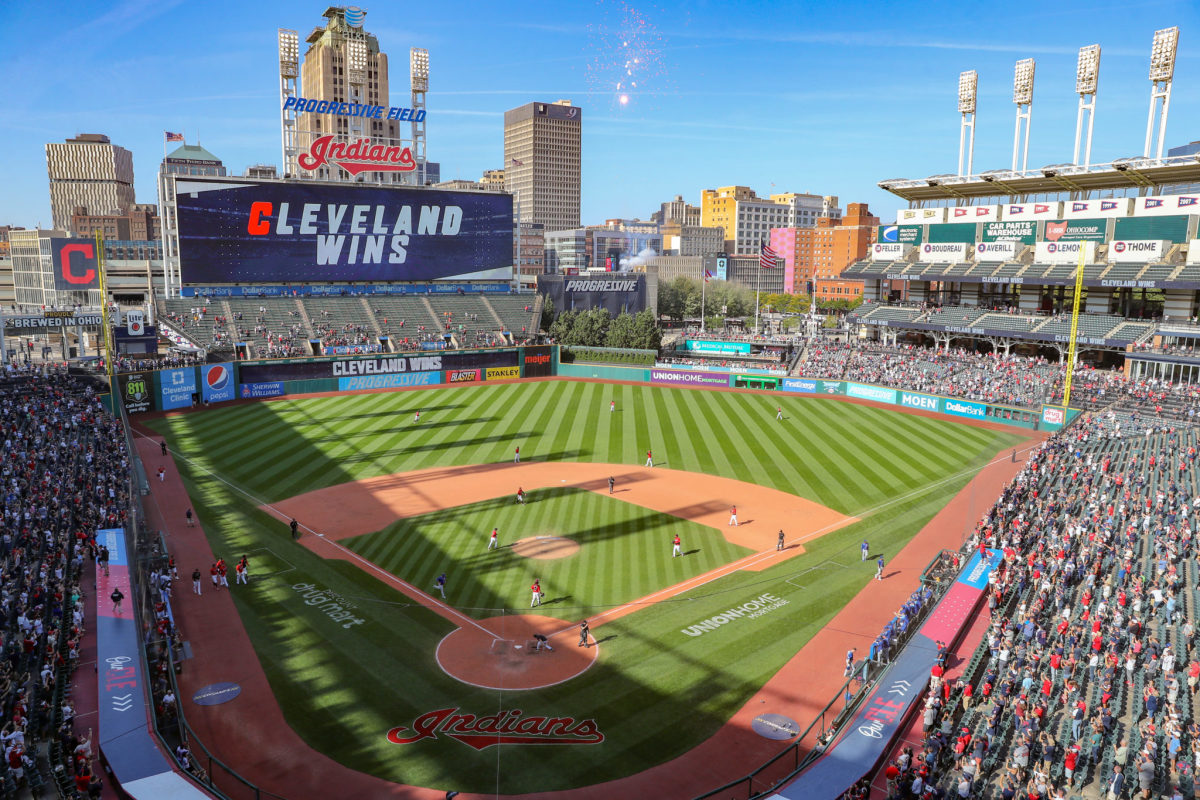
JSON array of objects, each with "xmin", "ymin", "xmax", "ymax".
[
  {"xmin": 957, "ymin": 70, "xmax": 978, "ymax": 177},
  {"xmin": 1144, "ymin": 26, "xmax": 1179, "ymax": 161},
  {"xmin": 1073, "ymin": 45, "xmax": 1100, "ymax": 167},
  {"xmin": 1012, "ymin": 59, "xmax": 1035, "ymax": 173}
]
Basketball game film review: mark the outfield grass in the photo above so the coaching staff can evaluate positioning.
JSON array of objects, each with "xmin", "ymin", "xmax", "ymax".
[{"xmin": 149, "ymin": 381, "xmax": 1024, "ymax": 793}]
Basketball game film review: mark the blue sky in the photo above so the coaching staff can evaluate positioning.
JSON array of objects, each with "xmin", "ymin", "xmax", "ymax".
[{"xmin": 2, "ymin": 0, "xmax": 1199, "ymax": 230}]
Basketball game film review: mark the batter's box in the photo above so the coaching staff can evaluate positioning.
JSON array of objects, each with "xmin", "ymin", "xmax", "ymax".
[
  {"xmin": 237, "ymin": 547, "xmax": 296, "ymax": 580},
  {"xmin": 489, "ymin": 638, "xmax": 515, "ymax": 656}
]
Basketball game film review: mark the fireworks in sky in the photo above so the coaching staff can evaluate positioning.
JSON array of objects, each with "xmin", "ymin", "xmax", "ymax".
[{"xmin": 586, "ymin": 2, "xmax": 669, "ymax": 110}]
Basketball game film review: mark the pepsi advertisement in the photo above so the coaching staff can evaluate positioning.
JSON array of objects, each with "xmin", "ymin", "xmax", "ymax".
[
  {"xmin": 175, "ymin": 177, "xmax": 514, "ymax": 284},
  {"xmin": 201, "ymin": 363, "xmax": 235, "ymax": 403}
]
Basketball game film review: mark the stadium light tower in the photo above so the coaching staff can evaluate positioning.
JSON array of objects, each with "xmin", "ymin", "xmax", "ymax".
[
  {"xmin": 1144, "ymin": 26, "xmax": 1179, "ymax": 161},
  {"xmin": 410, "ymin": 48, "xmax": 429, "ymax": 185},
  {"xmin": 278, "ymin": 28, "xmax": 300, "ymax": 178},
  {"xmin": 1012, "ymin": 59, "xmax": 1035, "ymax": 173},
  {"xmin": 958, "ymin": 70, "xmax": 978, "ymax": 177},
  {"xmin": 1073, "ymin": 45, "xmax": 1100, "ymax": 167}
]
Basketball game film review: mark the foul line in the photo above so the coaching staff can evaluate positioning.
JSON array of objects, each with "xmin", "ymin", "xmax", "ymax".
[{"xmin": 133, "ymin": 429, "xmax": 498, "ymax": 639}]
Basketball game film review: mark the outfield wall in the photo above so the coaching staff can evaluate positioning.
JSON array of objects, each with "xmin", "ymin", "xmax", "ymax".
[{"xmin": 116, "ymin": 346, "xmax": 1076, "ymax": 431}]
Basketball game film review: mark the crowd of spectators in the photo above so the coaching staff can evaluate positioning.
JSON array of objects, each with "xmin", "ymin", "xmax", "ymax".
[
  {"xmin": 0, "ymin": 365, "xmax": 126, "ymax": 796},
  {"xmin": 873, "ymin": 412, "xmax": 1200, "ymax": 799},
  {"xmin": 112, "ymin": 353, "xmax": 203, "ymax": 374},
  {"xmin": 655, "ymin": 356, "xmax": 789, "ymax": 375}
]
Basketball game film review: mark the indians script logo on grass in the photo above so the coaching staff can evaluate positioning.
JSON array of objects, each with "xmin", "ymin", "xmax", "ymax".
[
  {"xmin": 387, "ymin": 708, "xmax": 604, "ymax": 749},
  {"xmin": 298, "ymin": 135, "xmax": 416, "ymax": 176}
]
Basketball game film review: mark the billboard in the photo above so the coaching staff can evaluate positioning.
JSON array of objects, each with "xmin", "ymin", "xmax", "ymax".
[
  {"xmin": 981, "ymin": 221, "xmax": 1036, "ymax": 244},
  {"xmin": 1108, "ymin": 240, "xmax": 1165, "ymax": 262},
  {"xmin": 159, "ymin": 367, "xmax": 198, "ymax": 410},
  {"xmin": 118, "ymin": 372, "xmax": 153, "ymax": 413},
  {"xmin": 846, "ymin": 383, "xmax": 897, "ymax": 403},
  {"xmin": 944, "ymin": 399, "xmax": 986, "ymax": 419},
  {"xmin": 1034, "ymin": 241, "xmax": 1096, "ymax": 264},
  {"xmin": 871, "ymin": 243, "xmax": 905, "ymax": 261},
  {"xmin": 685, "ymin": 340, "xmax": 752, "ymax": 354},
  {"xmin": 782, "ymin": 378, "xmax": 817, "ymax": 393},
  {"xmin": 919, "ymin": 243, "xmax": 968, "ymax": 263},
  {"xmin": 650, "ymin": 369, "xmax": 730, "ymax": 387},
  {"xmin": 1004, "ymin": 202, "xmax": 1061, "ymax": 220},
  {"xmin": 239, "ymin": 351, "xmax": 516, "ymax": 384},
  {"xmin": 486, "ymin": 366, "xmax": 520, "ymax": 380},
  {"xmin": 899, "ymin": 391, "xmax": 939, "ymax": 412},
  {"xmin": 926, "ymin": 223, "xmax": 976, "ymax": 244},
  {"xmin": 1113, "ymin": 215, "xmax": 1189, "ymax": 244},
  {"xmin": 1064, "ymin": 198, "xmax": 1132, "ymax": 219},
  {"xmin": 201, "ymin": 363, "xmax": 236, "ymax": 403},
  {"xmin": 1136, "ymin": 195, "xmax": 1200, "ymax": 216},
  {"xmin": 51, "ymin": 238, "xmax": 101, "ymax": 291},
  {"xmin": 1042, "ymin": 218, "xmax": 1106, "ymax": 243},
  {"xmin": 175, "ymin": 178, "xmax": 514, "ymax": 284},
  {"xmin": 974, "ymin": 242, "xmax": 1015, "ymax": 262},
  {"xmin": 536, "ymin": 274, "xmax": 647, "ymax": 316},
  {"xmin": 240, "ymin": 382, "xmax": 285, "ymax": 398},
  {"xmin": 522, "ymin": 345, "xmax": 554, "ymax": 378},
  {"xmin": 338, "ymin": 371, "xmax": 440, "ymax": 391}
]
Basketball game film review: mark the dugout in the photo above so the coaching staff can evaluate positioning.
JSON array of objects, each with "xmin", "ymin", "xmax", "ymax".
[{"xmin": 733, "ymin": 374, "xmax": 779, "ymax": 390}]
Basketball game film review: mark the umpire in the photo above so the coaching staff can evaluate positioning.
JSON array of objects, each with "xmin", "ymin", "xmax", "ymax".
[{"xmin": 290, "ymin": 519, "xmax": 300, "ymax": 540}]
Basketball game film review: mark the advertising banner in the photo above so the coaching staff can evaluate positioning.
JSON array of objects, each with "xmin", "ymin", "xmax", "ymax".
[
  {"xmin": 927, "ymin": 223, "xmax": 977, "ymax": 244},
  {"xmin": 50, "ymin": 239, "xmax": 101, "ymax": 291},
  {"xmin": 522, "ymin": 345, "xmax": 554, "ymax": 378},
  {"xmin": 536, "ymin": 275, "xmax": 647, "ymax": 316},
  {"xmin": 118, "ymin": 372, "xmax": 153, "ymax": 414},
  {"xmin": 200, "ymin": 363, "xmax": 236, "ymax": 404},
  {"xmin": 445, "ymin": 369, "xmax": 481, "ymax": 383},
  {"xmin": 918, "ymin": 243, "xmax": 968, "ymax": 263},
  {"xmin": 974, "ymin": 242, "xmax": 1016, "ymax": 262},
  {"xmin": 175, "ymin": 177, "xmax": 514, "ymax": 284},
  {"xmin": 1041, "ymin": 406, "xmax": 1066, "ymax": 428},
  {"xmin": 1136, "ymin": 195, "xmax": 1200, "ymax": 216},
  {"xmin": 944, "ymin": 399, "xmax": 986, "ymax": 419},
  {"xmin": 685, "ymin": 340, "xmax": 752, "ymax": 354},
  {"xmin": 898, "ymin": 208, "xmax": 945, "ymax": 225},
  {"xmin": 485, "ymin": 366, "xmax": 520, "ymax": 380},
  {"xmin": 949, "ymin": 205, "xmax": 998, "ymax": 221},
  {"xmin": 1043, "ymin": 218, "xmax": 1107, "ymax": 243},
  {"xmin": 338, "ymin": 372, "xmax": 440, "ymax": 391},
  {"xmin": 846, "ymin": 383, "xmax": 897, "ymax": 404},
  {"xmin": 1108, "ymin": 240, "xmax": 1166, "ymax": 263},
  {"xmin": 239, "ymin": 350, "xmax": 516, "ymax": 384},
  {"xmin": 817, "ymin": 380, "xmax": 844, "ymax": 395},
  {"xmin": 871, "ymin": 243, "xmax": 906, "ymax": 261},
  {"xmin": 782, "ymin": 378, "xmax": 817, "ymax": 393},
  {"xmin": 715, "ymin": 256, "xmax": 728, "ymax": 281},
  {"xmin": 1113, "ymin": 215, "xmax": 1190, "ymax": 244},
  {"xmin": 3, "ymin": 313, "xmax": 102, "ymax": 332},
  {"xmin": 159, "ymin": 367, "xmax": 198, "ymax": 411},
  {"xmin": 650, "ymin": 369, "xmax": 731, "ymax": 387},
  {"xmin": 239, "ymin": 382, "xmax": 285, "ymax": 399},
  {"xmin": 981, "ymin": 220, "xmax": 1036, "ymax": 244},
  {"xmin": 1004, "ymin": 202, "xmax": 1061, "ymax": 220},
  {"xmin": 1064, "ymin": 198, "xmax": 1132, "ymax": 219},
  {"xmin": 1034, "ymin": 241, "xmax": 1096, "ymax": 264},
  {"xmin": 899, "ymin": 391, "xmax": 940, "ymax": 412}
]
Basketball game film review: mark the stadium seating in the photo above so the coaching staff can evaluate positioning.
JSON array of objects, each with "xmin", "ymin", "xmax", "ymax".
[
  {"xmin": 367, "ymin": 296, "xmax": 444, "ymax": 348},
  {"xmin": 303, "ymin": 297, "xmax": 381, "ymax": 352},
  {"xmin": 925, "ymin": 306, "xmax": 988, "ymax": 327},
  {"xmin": 224, "ymin": 298, "xmax": 310, "ymax": 358},
  {"xmin": 974, "ymin": 313, "xmax": 1042, "ymax": 333},
  {"xmin": 158, "ymin": 299, "xmax": 233, "ymax": 350},
  {"xmin": 1031, "ymin": 313, "xmax": 1123, "ymax": 339},
  {"xmin": 485, "ymin": 295, "xmax": 540, "ymax": 340}
]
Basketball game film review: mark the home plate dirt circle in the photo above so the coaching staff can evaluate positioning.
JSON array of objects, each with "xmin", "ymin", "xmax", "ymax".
[
  {"xmin": 436, "ymin": 614, "xmax": 598, "ymax": 690},
  {"xmin": 511, "ymin": 536, "xmax": 579, "ymax": 560}
]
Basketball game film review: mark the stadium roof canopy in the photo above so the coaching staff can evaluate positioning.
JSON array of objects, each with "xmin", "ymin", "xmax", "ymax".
[{"xmin": 879, "ymin": 154, "xmax": 1200, "ymax": 205}]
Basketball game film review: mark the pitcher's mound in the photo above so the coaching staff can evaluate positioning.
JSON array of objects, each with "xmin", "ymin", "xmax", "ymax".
[
  {"xmin": 436, "ymin": 614, "xmax": 597, "ymax": 690},
  {"xmin": 511, "ymin": 536, "xmax": 579, "ymax": 560}
]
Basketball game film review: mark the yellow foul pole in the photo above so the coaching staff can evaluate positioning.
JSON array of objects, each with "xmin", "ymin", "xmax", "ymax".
[
  {"xmin": 95, "ymin": 230, "xmax": 114, "ymax": 393},
  {"xmin": 1061, "ymin": 243, "xmax": 1087, "ymax": 408}
]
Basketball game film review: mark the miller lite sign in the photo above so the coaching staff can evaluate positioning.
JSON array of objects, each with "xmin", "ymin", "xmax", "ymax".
[{"xmin": 125, "ymin": 310, "xmax": 145, "ymax": 336}]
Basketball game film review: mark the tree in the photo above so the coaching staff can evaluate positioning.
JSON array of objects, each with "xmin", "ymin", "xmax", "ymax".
[
  {"xmin": 565, "ymin": 308, "xmax": 610, "ymax": 346},
  {"xmin": 547, "ymin": 308, "xmax": 577, "ymax": 343},
  {"xmin": 605, "ymin": 312, "xmax": 636, "ymax": 349},
  {"xmin": 539, "ymin": 296, "xmax": 555, "ymax": 332},
  {"xmin": 630, "ymin": 309, "xmax": 662, "ymax": 350},
  {"xmin": 658, "ymin": 277, "xmax": 690, "ymax": 322}
]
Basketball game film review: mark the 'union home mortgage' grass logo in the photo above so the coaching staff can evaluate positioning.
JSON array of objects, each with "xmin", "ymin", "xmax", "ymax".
[{"xmin": 387, "ymin": 708, "xmax": 604, "ymax": 749}]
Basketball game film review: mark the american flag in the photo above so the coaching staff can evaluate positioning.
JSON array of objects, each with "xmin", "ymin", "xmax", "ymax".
[
  {"xmin": 759, "ymin": 241, "xmax": 779, "ymax": 269},
  {"xmin": 511, "ymin": 157, "xmax": 524, "ymax": 166},
  {"xmin": 164, "ymin": 131, "xmax": 184, "ymax": 142},
  {"xmin": 704, "ymin": 270, "xmax": 714, "ymax": 283}
]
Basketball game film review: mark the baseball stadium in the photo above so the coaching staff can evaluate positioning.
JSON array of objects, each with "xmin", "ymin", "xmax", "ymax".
[{"xmin": 7, "ymin": 9, "xmax": 1200, "ymax": 800}]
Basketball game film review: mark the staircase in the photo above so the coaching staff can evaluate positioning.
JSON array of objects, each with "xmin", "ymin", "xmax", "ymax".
[
  {"xmin": 419, "ymin": 297, "xmax": 443, "ymax": 331},
  {"xmin": 480, "ymin": 296, "xmax": 506, "ymax": 330},
  {"xmin": 359, "ymin": 297, "xmax": 383, "ymax": 335}
]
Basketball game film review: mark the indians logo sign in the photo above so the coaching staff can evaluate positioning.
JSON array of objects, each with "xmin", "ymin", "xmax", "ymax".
[
  {"xmin": 298, "ymin": 135, "xmax": 416, "ymax": 176},
  {"xmin": 387, "ymin": 708, "xmax": 604, "ymax": 750}
]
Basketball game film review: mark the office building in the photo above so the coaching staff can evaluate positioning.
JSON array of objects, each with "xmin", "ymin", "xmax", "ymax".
[
  {"xmin": 770, "ymin": 203, "xmax": 876, "ymax": 297},
  {"xmin": 0, "ymin": 226, "xmax": 20, "ymax": 308},
  {"xmin": 660, "ymin": 223, "xmax": 724, "ymax": 257},
  {"xmin": 244, "ymin": 164, "xmax": 279, "ymax": 179},
  {"xmin": 295, "ymin": 6, "xmax": 401, "ymax": 182},
  {"xmin": 161, "ymin": 143, "xmax": 227, "ymax": 178},
  {"xmin": 481, "ymin": 169, "xmax": 506, "ymax": 190},
  {"xmin": 515, "ymin": 222, "xmax": 545, "ymax": 290},
  {"xmin": 504, "ymin": 100, "xmax": 582, "ymax": 232},
  {"xmin": 701, "ymin": 186, "xmax": 840, "ymax": 256},
  {"xmin": 544, "ymin": 227, "xmax": 660, "ymax": 274},
  {"xmin": 655, "ymin": 195, "xmax": 701, "ymax": 227},
  {"xmin": 45, "ymin": 134, "xmax": 136, "ymax": 232}
]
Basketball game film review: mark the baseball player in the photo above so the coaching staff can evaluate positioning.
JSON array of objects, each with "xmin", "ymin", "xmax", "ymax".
[
  {"xmin": 217, "ymin": 559, "xmax": 229, "ymax": 588},
  {"xmin": 530, "ymin": 579, "xmax": 543, "ymax": 607},
  {"xmin": 645, "ymin": 449, "xmax": 653, "ymax": 467},
  {"xmin": 608, "ymin": 476, "xmax": 615, "ymax": 494},
  {"xmin": 514, "ymin": 446, "xmax": 520, "ymax": 463},
  {"xmin": 610, "ymin": 400, "xmax": 615, "ymax": 413},
  {"xmin": 434, "ymin": 573, "xmax": 447, "ymax": 599},
  {"xmin": 776, "ymin": 406, "xmax": 783, "ymax": 421},
  {"xmin": 192, "ymin": 568, "xmax": 202, "ymax": 595},
  {"xmin": 414, "ymin": 410, "xmax": 420, "ymax": 423},
  {"xmin": 777, "ymin": 530, "xmax": 785, "ymax": 551},
  {"xmin": 157, "ymin": 466, "xmax": 165, "ymax": 482},
  {"xmin": 210, "ymin": 563, "xmax": 219, "ymax": 590},
  {"xmin": 728, "ymin": 505, "xmax": 738, "ymax": 526},
  {"xmin": 861, "ymin": 540, "xmax": 870, "ymax": 561},
  {"xmin": 578, "ymin": 620, "xmax": 591, "ymax": 648},
  {"xmin": 875, "ymin": 556, "xmax": 885, "ymax": 581},
  {"xmin": 516, "ymin": 487, "xmax": 526, "ymax": 504},
  {"xmin": 672, "ymin": 535, "xmax": 682, "ymax": 558},
  {"xmin": 235, "ymin": 561, "xmax": 247, "ymax": 585},
  {"xmin": 488, "ymin": 528, "xmax": 499, "ymax": 550},
  {"xmin": 185, "ymin": 508, "xmax": 194, "ymax": 527},
  {"xmin": 845, "ymin": 648, "xmax": 856, "ymax": 676},
  {"xmin": 533, "ymin": 633, "xmax": 554, "ymax": 652},
  {"xmin": 160, "ymin": 440, "xmax": 167, "ymax": 456}
]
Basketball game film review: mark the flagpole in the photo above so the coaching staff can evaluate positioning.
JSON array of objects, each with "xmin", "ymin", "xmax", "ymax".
[{"xmin": 701, "ymin": 267, "xmax": 706, "ymax": 333}]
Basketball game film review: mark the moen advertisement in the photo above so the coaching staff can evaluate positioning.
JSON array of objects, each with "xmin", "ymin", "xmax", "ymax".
[
  {"xmin": 159, "ymin": 367, "xmax": 198, "ymax": 411},
  {"xmin": 175, "ymin": 178, "xmax": 514, "ymax": 283},
  {"xmin": 240, "ymin": 350, "xmax": 518, "ymax": 384},
  {"xmin": 119, "ymin": 373, "xmax": 154, "ymax": 413},
  {"xmin": 201, "ymin": 363, "xmax": 236, "ymax": 404},
  {"xmin": 522, "ymin": 346, "xmax": 554, "ymax": 378}
]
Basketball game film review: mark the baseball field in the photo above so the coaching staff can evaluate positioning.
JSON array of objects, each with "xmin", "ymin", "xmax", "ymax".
[{"xmin": 146, "ymin": 379, "xmax": 1024, "ymax": 795}]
